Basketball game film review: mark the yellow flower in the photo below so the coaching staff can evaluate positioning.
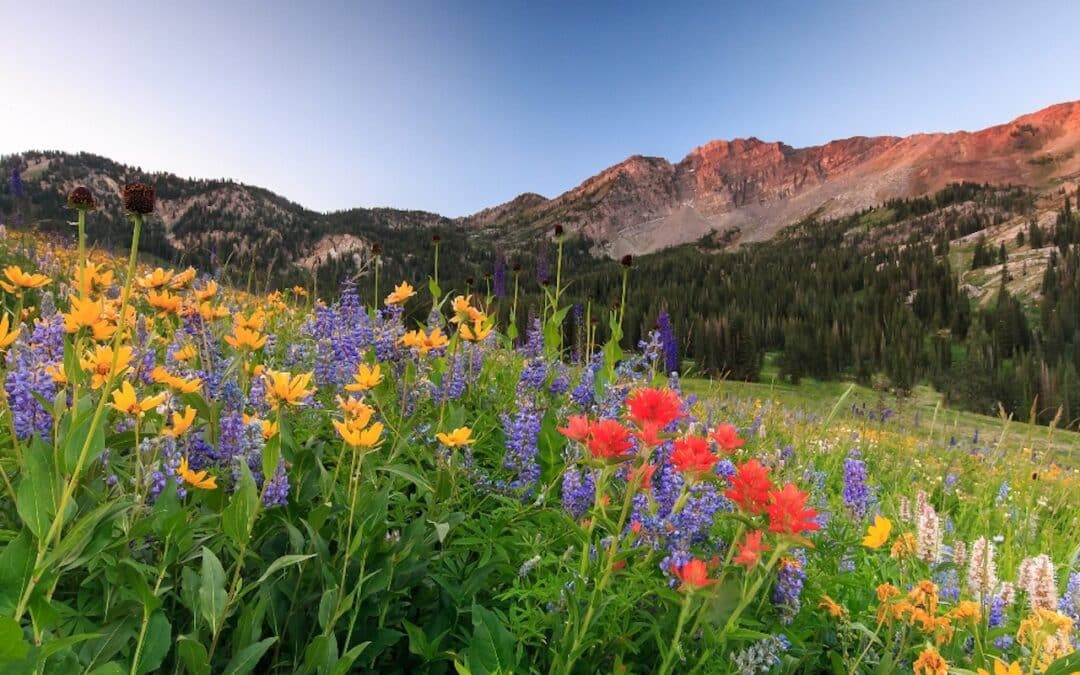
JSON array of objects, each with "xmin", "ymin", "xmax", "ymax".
[
  {"xmin": 264, "ymin": 370, "xmax": 315, "ymax": 408},
  {"xmin": 890, "ymin": 532, "xmax": 917, "ymax": 559},
  {"xmin": 912, "ymin": 646, "xmax": 948, "ymax": 675},
  {"xmin": 151, "ymin": 367, "xmax": 202, "ymax": 394},
  {"xmin": 291, "ymin": 285, "xmax": 308, "ymax": 297},
  {"xmin": 224, "ymin": 326, "xmax": 268, "ymax": 351},
  {"xmin": 948, "ymin": 600, "xmax": 981, "ymax": 623},
  {"xmin": 63, "ymin": 295, "xmax": 116, "ymax": 341},
  {"xmin": 436, "ymin": 426, "xmax": 474, "ymax": 447},
  {"xmin": 137, "ymin": 267, "xmax": 174, "ymax": 289},
  {"xmin": 401, "ymin": 327, "xmax": 449, "ymax": 355},
  {"xmin": 451, "ymin": 294, "xmax": 472, "ymax": 316},
  {"xmin": 109, "ymin": 381, "xmax": 167, "ymax": 417},
  {"xmin": 345, "ymin": 363, "xmax": 383, "ymax": 392},
  {"xmin": 147, "ymin": 289, "xmax": 182, "ymax": 314},
  {"xmin": 337, "ymin": 397, "xmax": 374, "ymax": 428},
  {"xmin": 459, "ymin": 318, "xmax": 493, "ymax": 342},
  {"xmin": 384, "ymin": 281, "xmax": 416, "ymax": 305},
  {"xmin": 177, "ymin": 456, "xmax": 217, "ymax": 490},
  {"xmin": 190, "ymin": 301, "xmax": 230, "ymax": 321},
  {"xmin": 45, "ymin": 364, "xmax": 67, "ymax": 384},
  {"xmin": 234, "ymin": 310, "xmax": 267, "ymax": 331},
  {"xmin": 1, "ymin": 265, "xmax": 51, "ymax": 292},
  {"xmin": 862, "ymin": 515, "xmax": 892, "ymax": 549},
  {"xmin": 174, "ymin": 344, "xmax": 198, "ymax": 361},
  {"xmin": 169, "ymin": 266, "xmax": 197, "ymax": 289},
  {"xmin": 333, "ymin": 419, "xmax": 384, "ymax": 449},
  {"xmin": 0, "ymin": 314, "xmax": 20, "ymax": 350},
  {"xmin": 819, "ymin": 595, "xmax": 848, "ymax": 619},
  {"xmin": 162, "ymin": 406, "xmax": 197, "ymax": 437},
  {"xmin": 977, "ymin": 659, "xmax": 1024, "ymax": 675},
  {"xmin": 81, "ymin": 345, "xmax": 134, "ymax": 389},
  {"xmin": 194, "ymin": 280, "xmax": 219, "ymax": 301}
]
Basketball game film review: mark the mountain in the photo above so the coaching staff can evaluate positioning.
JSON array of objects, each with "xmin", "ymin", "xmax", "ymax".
[
  {"xmin": 465, "ymin": 100, "xmax": 1080, "ymax": 256},
  {"xmin": 4, "ymin": 101, "xmax": 1080, "ymax": 277}
]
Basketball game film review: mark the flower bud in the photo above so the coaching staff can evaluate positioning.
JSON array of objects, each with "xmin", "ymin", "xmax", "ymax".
[
  {"xmin": 121, "ymin": 182, "xmax": 155, "ymax": 215},
  {"xmin": 67, "ymin": 186, "xmax": 98, "ymax": 210}
]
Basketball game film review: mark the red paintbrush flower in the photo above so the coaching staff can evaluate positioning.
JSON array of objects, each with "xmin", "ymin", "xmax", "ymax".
[
  {"xmin": 626, "ymin": 387, "xmax": 682, "ymax": 430},
  {"xmin": 634, "ymin": 421, "xmax": 663, "ymax": 448},
  {"xmin": 587, "ymin": 419, "xmax": 634, "ymax": 459},
  {"xmin": 725, "ymin": 459, "xmax": 773, "ymax": 514},
  {"xmin": 710, "ymin": 423, "xmax": 745, "ymax": 452},
  {"xmin": 672, "ymin": 558, "xmax": 714, "ymax": 591},
  {"xmin": 732, "ymin": 530, "xmax": 770, "ymax": 569},
  {"xmin": 629, "ymin": 462, "xmax": 657, "ymax": 490},
  {"xmin": 558, "ymin": 414, "xmax": 592, "ymax": 442},
  {"xmin": 670, "ymin": 436, "xmax": 718, "ymax": 476},
  {"xmin": 765, "ymin": 483, "xmax": 820, "ymax": 535}
]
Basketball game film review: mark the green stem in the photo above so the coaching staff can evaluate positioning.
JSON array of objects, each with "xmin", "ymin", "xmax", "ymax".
[
  {"xmin": 718, "ymin": 545, "xmax": 787, "ymax": 641},
  {"xmin": 13, "ymin": 212, "xmax": 142, "ymax": 622},
  {"xmin": 657, "ymin": 592, "xmax": 694, "ymax": 675}
]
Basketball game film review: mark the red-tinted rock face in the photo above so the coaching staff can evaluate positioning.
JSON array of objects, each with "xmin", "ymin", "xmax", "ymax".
[{"xmin": 468, "ymin": 101, "xmax": 1080, "ymax": 255}]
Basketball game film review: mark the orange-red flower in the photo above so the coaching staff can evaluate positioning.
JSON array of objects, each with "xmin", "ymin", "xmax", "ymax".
[
  {"xmin": 625, "ymin": 387, "xmax": 681, "ymax": 429},
  {"xmin": 557, "ymin": 414, "xmax": 591, "ymax": 442},
  {"xmin": 725, "ymin": 459, "xmax": 773, "ymax": 514},
  {"xmin": 587, "ymin": 419, "xmax": 634, "ymax": 459},
  {"xmin": 765, "ymin": 483, "xmax": 820, "ymax": 535},
  {"xmin": 629, "ymin": 463, "xmax": 657, "ymax": 491},
  {"xmin": 732, "ymin": 530, "xmax": 770, "ymax": 569},
  {"xmin": 710, "ymin": 423, "xmax": 745, "ymax": 451},
  {"xmin": 670, "ymin": 435, "xmax": 718, "ymax": 476},
  {"xmin": 672, "ymin": 558, "xmax": 714, "ymax": 591}
]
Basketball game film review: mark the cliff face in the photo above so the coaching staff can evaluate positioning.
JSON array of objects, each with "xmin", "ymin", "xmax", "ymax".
[{"xmin": 466, "ymin": 101, "xmax": 1080, "ymax": 256}]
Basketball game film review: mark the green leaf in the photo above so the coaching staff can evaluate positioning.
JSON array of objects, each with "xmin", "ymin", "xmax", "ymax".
[
  {"xmin": 428, "ymin": 276, "xmax": 442, "ymax": 303},
  {"xmin": 222, "ymin": 464, "xmax": 258, "ymax": 547},
  {"xmin": 0, "ymin": 533, "xmax": 34, "ymax": 617},
  {"xmin": 88, "ymin": 663, "xmax": 127, "ymax": 675},
  {"xmin": 467, "ymin": 605, "xmax": 514, "ymax": 675},
  {"xmin": 61, "ymin": 410, "xmax": 105, "ymax": 475},
  {"xmin": 375, "ymin": 464, "xmax": 432, "ymax": 494},
  {"xmin": 255, "ymin": 554, "xmax": 315, "ymax": 585},
  {"xmin": 133, "ymin": 612, "xmax": 170, "ymax": 675},
  {"xmin": 197, "ymin": 548, "xmax": 227, "ymax": 636},
  {"xmin": 16, "ymin": 436, "xmax": 57, "ymax": 540},
  {"xmin": 222, "ymin": 636, "xmax": 276, "ymax": 675},
  {"xmin": 302, "ymin": 634, "xmax": 338, "ymax": 673},
  {"xmin": 0, "ymin": 616, "xmax": 29, "ymax": 663},
  {"xmin": 328, "ymin": 643, "xmax": 369, "ymax": 675},
  {"xmin": 42, "ymin": 501, "xmax": 126, "ymax": 573},
  {"xmin": 176, "ymin": 637, "xmax": 210, "ymax": 675},
  {"xmin": 1044, "ymin": 651, "xmax": 1080, "ymax": 675},
  {"xmin": 536, "ymin": 410, "xmax": 566, "ymax": 485}
]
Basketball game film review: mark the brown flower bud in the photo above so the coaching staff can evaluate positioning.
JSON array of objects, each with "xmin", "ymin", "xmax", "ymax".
[
  {"xmin": 620, "ymin": 254, "xmax": 633, "ymax": 268},
  {"xmin": 67, "ymin": 186, "xmax": 98, "ymax": 210},
  {"xmin": 121, "ymin": 182, "xmax": 155, "ymax": 214}
]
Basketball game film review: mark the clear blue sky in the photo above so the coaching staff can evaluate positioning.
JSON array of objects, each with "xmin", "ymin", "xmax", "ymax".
[{"xmin": 3, "ymin": 1, "xmax": 1079, "ymax": 216}]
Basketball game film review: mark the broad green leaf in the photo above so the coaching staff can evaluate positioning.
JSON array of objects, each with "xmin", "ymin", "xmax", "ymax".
[
  {"xmin": 328, "ymin": 643, "xmax": 369, "ymax": 675},
  {"xmin": 134, "ymin": 612, "xmax": 170, "ymax": 675},
  {"xmin": 88, "ymin": 663, "xmax": 126, "ymax": 675},
  {"xmin": 176, "ymin": 637, "xmax": 210, "ymax": 675},
  {"xmin": 16, "ymin": 436, "xmax": 57, "ymax": 540},
  {"xmin": 222, "ymin": 636, "xmax": 276, "ymax": 675},
  {"xmin": 467, "ymin": 605, "xmax": 514, "ymax": 675},
  {"xmin": 302, "ymin": 634, "xmax": 338, "ymax": 673},
  {"xmin": 42, "ymin": 501, "xmax": 127, "ymax": 573},
  {"xmin": 61, "ymin": 410, "xmax": 105, "ymax": 475},
  {"xmin": 0, "ymin": 533, "xmax": 34, "ymax": 617},
  {"xmin": 197, "ymin": 548, "xmax": 227, "ymax": 636},
  {"xmin": 375, "ymin": 464, "xmax": 432, "ymax": 494},
  {"xmin": 1044, "ymin": 651, "xmax": 1080, "ymax": 675},
  {"xmin": 255, "ymin": 553, "xmax": 315, "ymax": 585},
  {"xmin": 0, "ymin": 616, "xmax": 29, "ymax": 663},
  {"xmin": 222, "ymin": 464, "xmax": 258, "ymax": 547}
]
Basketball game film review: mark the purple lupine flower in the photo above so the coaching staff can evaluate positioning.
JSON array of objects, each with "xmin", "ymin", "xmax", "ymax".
[
  {"xmin": 988, "ymin": 595, "xmax": 1006, "ymax": 627},
  {"xmin": 638, "ymin": 330, "xmax": 662, "ymax": 367},
  {"xmin": 4, "ymin": 314, "xmax": 64, "ymax": 439},
  {"xmin": 657, "ymin": 311, "xmax": 678, "ymax": 374},
  {"xmin": 185, "ymin": 433, "xmax": 216, "ymax": 471},
  {"xmin": 262, "ymin": 461, "xmax": 290, "ymax": 508},
  {"xmin": 1061, "ymin": 571, "xmax": 1080, "ymax": 622},
  {"xmin": 502, "ymin": 404, "xmax": 542, "ymax": 493},
  {"xmin": 218, "ymin": 410, "xmax": 245, "ymax": 464},
  {"xmin": 730, "ymin": 635, "xmax": 791, "ymax": 675},
  {"xmin": 548, "ymin": 361, "xmax": 571, "ymax": 396},
  {"xmin": 935, "ymin": 568, "xmax": 960, "ymax": 603},
  {"xmin": 570, "ymin": 353, "xmax": 602, "ymax": 409},
  {"xmin": 561, "ymin": 465, "xmax": 595, "ymax": 518},
  {"xmin": 995, "ymin": 481, "xmax": 1010, "ymax": 506},
  {"xmin": 773, "ymin": 549, "xmax": 806, "ymax": 624},
  {"xmin": 9, "ymin": 162, "xmax": 23, "ymax": 198},
  {"xmin": 493, "ymin": 253, "xmax": 507, "ymax": 299},
  {"xmin": 842, "ymin": 450, "xmax": 872, "ymax": 520}
]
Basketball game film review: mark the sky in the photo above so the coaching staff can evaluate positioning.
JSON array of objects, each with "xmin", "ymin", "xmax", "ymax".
[{"xmin": 3, "ymin": 1, "xmax": 1080, "ymax": 217}]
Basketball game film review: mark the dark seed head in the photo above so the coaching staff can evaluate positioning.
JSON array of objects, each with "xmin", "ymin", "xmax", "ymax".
[
  {"xmin": 121, "ymin": 182, "xmax": 155, "ymax": 215},
  {"xmin": 465, "ymin": 276, "xmax": 474, "ymax": 286},
  {"xmin": 554, "ymin": 224, "xmax": 564, "ymax": 237},
  {"xmin": 620, "ymin": 254, "xmax": 633, "ymax": 268},
  {"xmin": 372, "ymin": 242, "xmax": 383, "ymax": 255},
  {"xmin": 67, "ymin": 186, "xmax": 98, "ymax": 211},
  {"xmin": 431, "ymin": 234, "xmax": 441, "ymax": 244}
]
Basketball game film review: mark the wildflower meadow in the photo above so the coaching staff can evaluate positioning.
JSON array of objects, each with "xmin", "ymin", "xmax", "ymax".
[{"xmin": 0, "ymin": 183, "xmax": 1077, "ymax": 674}]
